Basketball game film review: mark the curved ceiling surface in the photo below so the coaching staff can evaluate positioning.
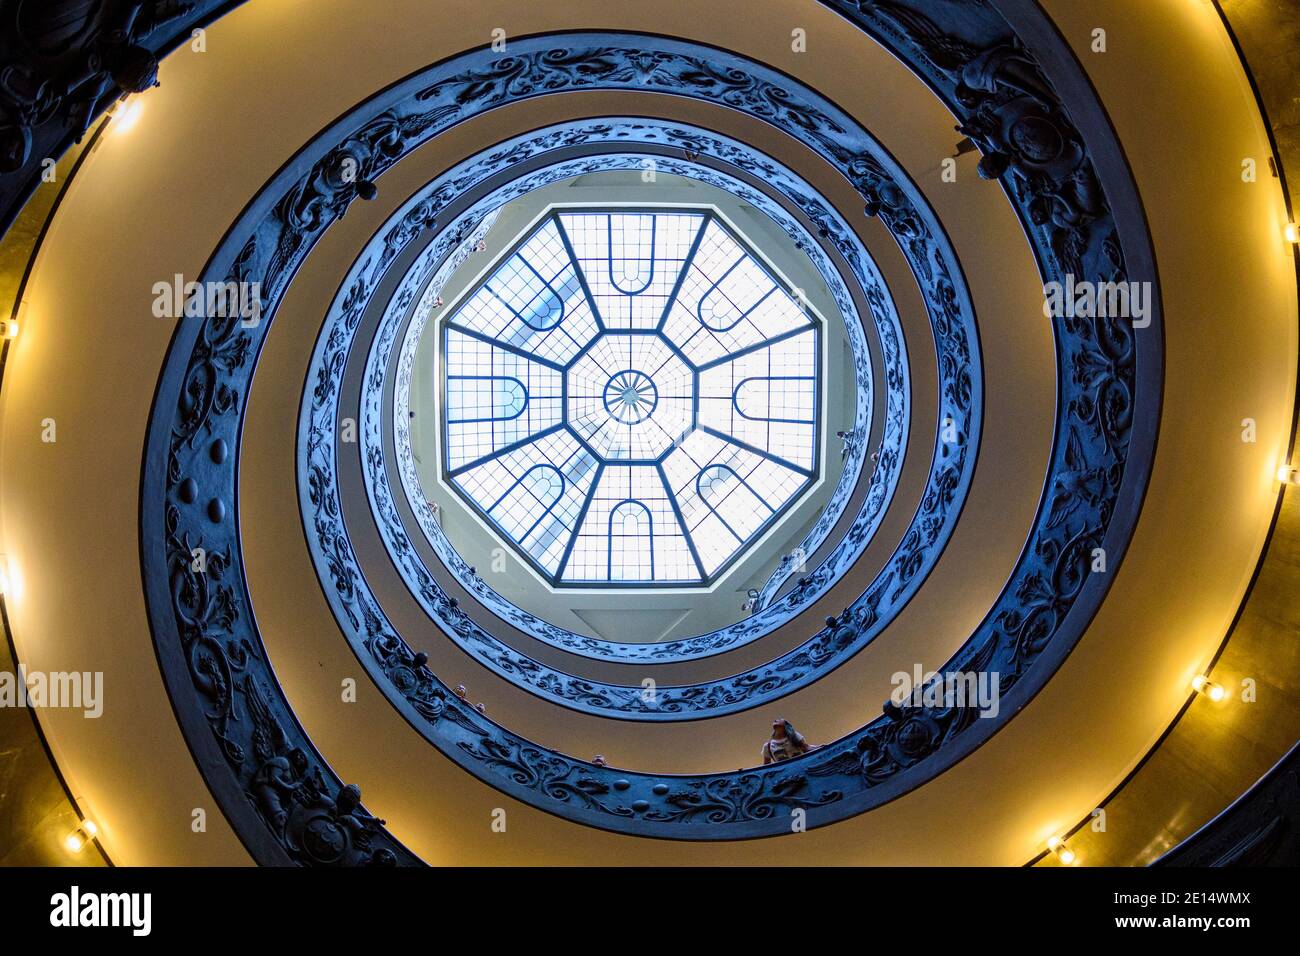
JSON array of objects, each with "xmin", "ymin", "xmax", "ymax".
[{"xmin": 0, "ymin": 0, "xmax": 1293, "ymax": 872}]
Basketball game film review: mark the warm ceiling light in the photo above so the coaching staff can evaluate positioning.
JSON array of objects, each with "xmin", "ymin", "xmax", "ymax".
[
  {"xmin": 4, "ymin": 300, "xmax": 27, "ymax": 339},
  {"xmin": 1192, "ymin": 674, "xmax": 1226, "ymax": 702},
  {"xmin": 0, "ymin": 556, "xmax": 19, "ymax": 602},
  {"xmin": 1047, "ymin": 835, "xmax": 1077, "ymax": 865},
  {"xmin": 112, "ymin": 98, "xmax": 144, "ymax": 133},
  {"xmin": 1286, "ymin": 222, "xmax": 1300, "ymax": 244},
  {"xmin": 64, "ymin": 818, "xmax": 98, "ymax": 854},
  {"xmin": 1278, "ymin": 463, "xmax": 1299, "ymax": 485}
]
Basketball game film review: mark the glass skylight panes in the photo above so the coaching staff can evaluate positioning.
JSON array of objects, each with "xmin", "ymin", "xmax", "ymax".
[
  {"xmin": 453, "ymin": 430, "xmax": 600, "ymax": 576},
  {"xmin": 448, "ymin": 219, "xmax": 599, "ymax": 365},
  {"xmin": 662, "ymin": 429, "xmax": 807, "ymax": 576},
  {"xmin": 661, "ymin": 219, "xmax": 809, "ymax": 367},
  {"xmin": 696, "ymin": 328, "xmax": 818, "ymax": 472},
  {"xmin": 566, "ymin": 333, "xmax": 693, "ymax": 460},
  {"xmin": 559, "ymin": 211, "xmax": 703, "ymax": 329},
  {"xmin": 560, "ymin": 465, "xmax": 699, "ymax": 584},
  {"xmin": 443, "ymin": 328, "xmax": 563, "ymax": 472},
  {"xmin": 441, "ymin": 208, "xmax": 822, "ymax": 586}
]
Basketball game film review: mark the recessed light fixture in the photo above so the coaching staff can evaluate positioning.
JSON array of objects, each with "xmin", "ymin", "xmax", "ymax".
[
  {"xmin": 1047, "ymin": 836, "xmax": 1077, "ymax": 866},
  {"xmin": 64, "ymin": 818, "xmax": 98, "ymax": 854},
  {"xmin": 112, "ymin": 98, "xmax": 144, "ymax": 134},
  {"xmin": 1192, "ymin": 674, "xmax": 1226, "ymax": 702}
]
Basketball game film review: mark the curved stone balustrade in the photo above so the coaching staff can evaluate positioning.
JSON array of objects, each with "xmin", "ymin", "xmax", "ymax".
[
  {"xmin": 0, "ymin": 0, "xmax": 248, "ymax": 233},
  {"xmin": 369, "ymin": 126, "xmax": 886, "ymax": 664},
  {"xmin": 139, "ymin": 13, "xmax": 1160, "ymax": 858},
  {"xmin": 296, "ymin": 40, "xmax": 977, "ymax": 719}
]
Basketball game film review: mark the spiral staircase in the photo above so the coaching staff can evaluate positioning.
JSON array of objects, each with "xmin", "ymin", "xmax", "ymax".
[{"xmin": 0, "ymin": 0, "xmax": 1296, "ymax": 868}]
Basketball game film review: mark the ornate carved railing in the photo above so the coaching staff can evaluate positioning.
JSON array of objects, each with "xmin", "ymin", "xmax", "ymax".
[
  {"xmin": 296, "ymin": 39, "xmax": 977, "ymax": 720},
  {"xmin": 0, "ymin": 0, "xmax": 246, "ymax": 235},
  {"xmin": 371, "ymin": 134, "xmax": 889, "ymax": 665},
  {"xmin": 139, "ymin": 6, "xmax": 1161, "ymax": 859}
]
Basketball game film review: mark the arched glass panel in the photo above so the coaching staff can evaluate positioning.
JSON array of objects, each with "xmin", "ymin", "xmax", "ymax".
[
  {"xmin": 446, "ymin": 375, "xmax": 527, "ymax": 423},
  {"xmin": 607, "ymin": 500, "xmax": 654, "ymax": 581},
  {"xmin": 607, "ymin": 215, "xmax": 656, "ymax": 295},
  {"xmin": 488, "ymin": 463, "xmax": 566, "ymax": 543},
  {"xmin": 733, "ymin": 376, "xmax": 815, "ymax": 424}
]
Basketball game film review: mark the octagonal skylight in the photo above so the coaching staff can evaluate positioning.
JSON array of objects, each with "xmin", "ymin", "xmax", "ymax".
[{"xmin": 440, "ymin": 208, "xmax": 821, "ymax": 587}]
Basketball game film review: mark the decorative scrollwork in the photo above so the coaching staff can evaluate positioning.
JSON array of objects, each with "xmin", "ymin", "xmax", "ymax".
[
  {"xmin": 142, "ymin": 24, "xmax": 1157, "ymax": 856},
  {"xmin": 378, "ymin": 133, "xmax": 886, "ymax": 664},
  {"xmin": 304, "ymin": 84, "xmax": 972, "ymax": 717},
  {"xmin": 0, "ymin": 1, "xmax": 245, "ymax": 233}
]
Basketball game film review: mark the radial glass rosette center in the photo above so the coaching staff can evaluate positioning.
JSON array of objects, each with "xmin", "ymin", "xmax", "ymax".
[
  {"xmin": 604, "ymin": 370, "xmax": 658, "ymax": 423},
  {"xmin": 603, "ymin": 369, "xmax": 655, "ymax": 421}
]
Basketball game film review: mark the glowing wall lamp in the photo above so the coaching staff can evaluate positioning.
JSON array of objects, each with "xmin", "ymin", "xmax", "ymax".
[
  {"xmin": 1, "ymin": 302, "xmax": 21, "ymax": 339},
  {"xmin": 0, "ymin": 554, "xmax": 19, "ymax": 601},
  {"xmin": 1277, "ymin": 462, "xmax": 1299, "ymax": 485},
  {"xmin": 1046, "ymin": 835, "xmax": 1077, "ymax": 866},
  {"xmin": 1285, "ymin": 222, "xmax": 1299, "ymax": 245},
  {"xmin": 64, "ymin": 818, "xmax": 98, "ymax": 854},
  {"xmin": 111, "ymin": 97, "xmax": 144, "ymax": 134},
  {"xmin": 1192, "ymin": 674, "xmax": 1226, "ymax": 702}
]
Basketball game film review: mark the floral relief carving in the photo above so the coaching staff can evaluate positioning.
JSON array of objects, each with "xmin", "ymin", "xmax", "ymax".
[{"xmin": 143, "ymin": 23, "xmax": 1155, "ymax": 855}]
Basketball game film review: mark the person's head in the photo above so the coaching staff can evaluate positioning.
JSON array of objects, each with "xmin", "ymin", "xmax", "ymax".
[{"xmin": 772, "ymin": 718, "xmax": 791, "ymax": 738}]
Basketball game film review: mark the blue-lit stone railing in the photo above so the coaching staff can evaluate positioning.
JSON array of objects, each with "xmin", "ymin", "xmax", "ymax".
[
  {"xmin": 295, "ymin": 36, "xmax": 981, "ymax": 720},
  {"xmin": 369, "ymin": 127, "xmax": 884, "ymax": 666},
  {"xmin": 143, "ymin": 16, "xmax": 1158, "ymax": 857}
]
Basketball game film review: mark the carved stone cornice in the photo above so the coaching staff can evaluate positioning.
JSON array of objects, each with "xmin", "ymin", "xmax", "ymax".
[
  {"xmin": 349, "ymin": 127, "xmax": 899, "ymax": 676},
  {"xmin": 0, "ymin": 0, "xmax": 243, "ymax": 234},
  {"xmin": 377, "ymin": 134, "xmax": 886, "ymax": 665}
]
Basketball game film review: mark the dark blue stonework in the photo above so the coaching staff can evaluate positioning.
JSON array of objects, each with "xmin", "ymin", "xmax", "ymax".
[
  {"xmin": 141, "ymin": 14, "xmax": 1159, "ymax": 857},
  {"xmin": 350, "ymin": 128, "xmax": 891, "ymax": 668},
  {"xmin": 293, "ymin": 47, "xmax": 977, "ymax": 720}
]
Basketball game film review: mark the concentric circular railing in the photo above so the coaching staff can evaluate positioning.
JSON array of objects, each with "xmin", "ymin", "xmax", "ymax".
[
  {"xmin": 299, "ymin": 41, "xmax": 979, "ymax": 719},
  {"xmin": 371, "ymin": 129, "xmax": 890, "ymax": 664},
  {"xmin": 141, "ymin": 11, "xmax": 1160, "ymax": 860}
]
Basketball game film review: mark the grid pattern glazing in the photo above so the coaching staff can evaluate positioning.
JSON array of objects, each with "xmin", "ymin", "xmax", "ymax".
[
  {"xmin": 662, "ymin": 430, "xmax": 808, "ymax": 576},
  {"xmin": 696, "ymin": 329, "xmax": 818, "ymax": 472},
  {"xmin": 443, "ymin": 328, "xmax": 563, "ymax": 472},
  {"xmin": 559, "ymin": 211, "xmax": 703, "ymax": 329},
  {"xmin": 566, "ymin": 333, "xmax": 693, "ymax": 460},
  {"xmin": 441, "ymin": 208, "xmax": 822, "ymax": 586},
  {"xmin": 560, "ymin": 465, "xmax": 698, "ymax": 584}
]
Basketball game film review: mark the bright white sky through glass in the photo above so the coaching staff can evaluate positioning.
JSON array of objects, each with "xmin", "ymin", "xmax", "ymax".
[{"xmin": 441, "ymin": 209, "xmax": 821, "ymax": 586}]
